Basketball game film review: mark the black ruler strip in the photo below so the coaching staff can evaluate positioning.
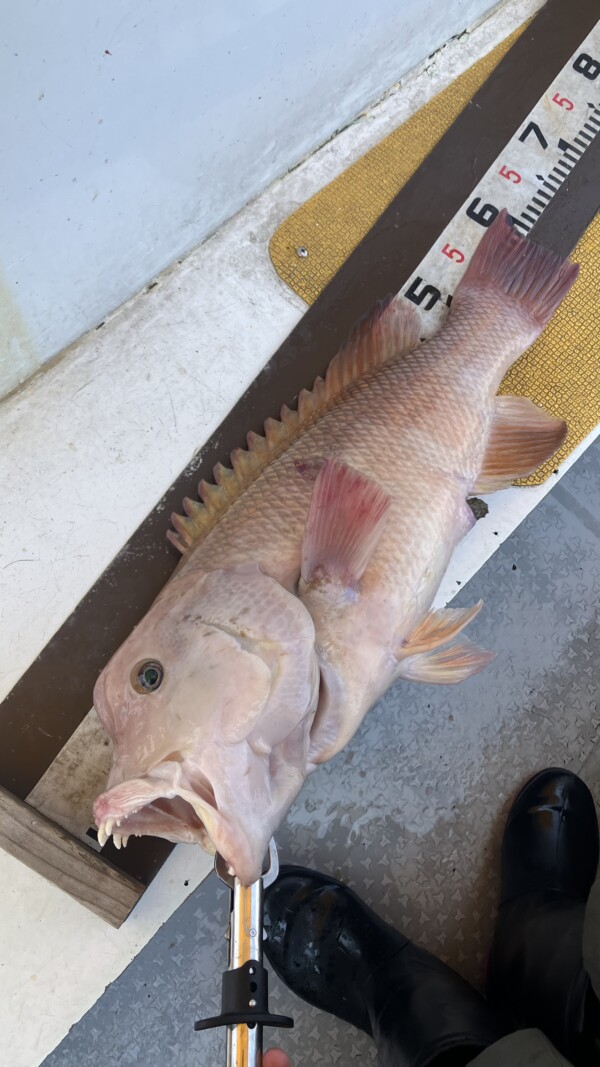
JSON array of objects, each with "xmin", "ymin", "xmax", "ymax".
[{"xmin": 530, "ymin": 124, "xmax": 600, "ymax": 250}]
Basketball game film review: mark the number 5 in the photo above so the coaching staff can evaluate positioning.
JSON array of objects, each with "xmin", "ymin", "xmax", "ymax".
[
  {"xmin": 498, "ymin": 164, "xmax": 521, "ymax": 183},
  {"xmin": 441, "ymin": 243, "xmax": 465, "ymax": 263},
  {"xmin": 552, "ymin": 92, "xmax": 574, "ymax": 110},
  {"xmin": 405, "ymin": 276, "xmax": 441, "ymax": 310}
]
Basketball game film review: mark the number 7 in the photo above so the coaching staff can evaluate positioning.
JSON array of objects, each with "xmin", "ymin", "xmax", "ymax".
[{"xmin": 518, "ymin": 120, "xmax": 548, "ymax": 149}]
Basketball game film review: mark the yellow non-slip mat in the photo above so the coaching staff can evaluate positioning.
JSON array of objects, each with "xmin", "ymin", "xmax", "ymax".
[
  {"xmin": 269, "ymin": 29, "xmax": 526, "ymax": 303},
  {"xmin": 269, "ymin": 28, "xmax": 599, "ymax": 484}
]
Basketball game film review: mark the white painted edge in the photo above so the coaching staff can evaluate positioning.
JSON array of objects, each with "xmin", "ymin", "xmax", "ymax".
[{"xmin": 1, "ymin": 842, "xmax": 214, "ymax": 1067}]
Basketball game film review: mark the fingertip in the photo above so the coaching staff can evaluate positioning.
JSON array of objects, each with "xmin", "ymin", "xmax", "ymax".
[{"xmin": 263, "ymin": 1049, "xmax": 292, "ymax": 1067}]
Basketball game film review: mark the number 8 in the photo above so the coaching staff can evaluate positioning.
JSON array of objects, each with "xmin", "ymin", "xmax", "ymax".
[{"xmin": 573, "ymin": 53, "xmax": 600, "ymax": 80}]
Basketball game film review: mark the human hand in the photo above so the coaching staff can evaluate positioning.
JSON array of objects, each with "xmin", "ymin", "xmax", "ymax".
[{"xmin": 263, "ymin": 1049, "xmax": 292, "ymax": 1067}]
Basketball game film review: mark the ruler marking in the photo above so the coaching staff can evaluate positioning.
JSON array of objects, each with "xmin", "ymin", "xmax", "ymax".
[
  {"xmin": 400, "ymin": 19, "xmax": 600, "ymax": 331},
  {"xmin": 566, "ymin": 139, "xmax": 584, "ymax": 151}
]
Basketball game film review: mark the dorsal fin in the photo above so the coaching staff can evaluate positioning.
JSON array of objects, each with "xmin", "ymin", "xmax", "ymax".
[{"xmin": 168, "ymin": 298, "xmax": 421, "ymax": 554}]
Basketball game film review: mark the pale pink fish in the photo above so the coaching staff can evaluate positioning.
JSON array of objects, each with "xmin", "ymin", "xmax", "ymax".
[{"xmin": 94, "ymin": 211, "xmax": 577, "ymax": 883}]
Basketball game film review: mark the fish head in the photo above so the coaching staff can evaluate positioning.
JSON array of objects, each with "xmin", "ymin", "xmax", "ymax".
[{"xmin": 93, "ymin": 562, "xmax": 320, "ymax": 883}]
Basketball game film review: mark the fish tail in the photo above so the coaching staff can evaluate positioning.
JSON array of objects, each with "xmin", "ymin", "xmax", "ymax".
[{"xmin": 454, "ymin": 209, "xmax": 578, "ymax": 330}]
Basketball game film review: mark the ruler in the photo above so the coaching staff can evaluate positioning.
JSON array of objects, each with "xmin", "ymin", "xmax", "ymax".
[{"xmin": 402, "ymin": 21, "xmax": 600, "ymax": 332}]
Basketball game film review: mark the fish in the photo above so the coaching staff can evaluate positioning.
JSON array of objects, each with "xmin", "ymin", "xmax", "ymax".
[{"xmin": 93, "ymin": 210, "xmax": 577, "ymax": 883}]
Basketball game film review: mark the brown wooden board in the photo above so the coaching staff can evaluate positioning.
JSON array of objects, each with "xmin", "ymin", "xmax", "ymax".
[
  {"xmin": 0, "ymin": 786, "xmax": 142, "ymax": 927},
  {"xmin": 0, "ymin": 0, "xmax": 598, "ymax": 918}
]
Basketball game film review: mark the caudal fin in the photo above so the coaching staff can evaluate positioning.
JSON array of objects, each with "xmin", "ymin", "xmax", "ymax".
[{"xmin": 455, "ymin": 209, "xmax": 578, "ymax": 329}]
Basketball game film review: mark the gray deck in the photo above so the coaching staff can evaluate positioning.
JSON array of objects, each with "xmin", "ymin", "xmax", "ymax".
[{"xmin": 43, "ymin": 438, "xmax": 600, "ymax": 1067}]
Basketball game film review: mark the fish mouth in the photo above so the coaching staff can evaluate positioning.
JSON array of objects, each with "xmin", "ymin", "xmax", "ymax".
[{"xmin": 93, "ymin": 763, "xmax": 256, "ymax": 881}]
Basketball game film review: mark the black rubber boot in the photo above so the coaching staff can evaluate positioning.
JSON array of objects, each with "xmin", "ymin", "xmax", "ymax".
[
  {"xmin": 265, "ymin": 866, "xmax": 505, "ymax": 1067},
  {"xmin": 487, "ymin": 767, "xmax": 600, "ymax": 1065}
]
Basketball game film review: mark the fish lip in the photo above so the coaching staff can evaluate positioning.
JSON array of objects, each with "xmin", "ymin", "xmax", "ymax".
[{"xmin": 93, "ymin": 775, "xmax": 259, "ymax": 883}]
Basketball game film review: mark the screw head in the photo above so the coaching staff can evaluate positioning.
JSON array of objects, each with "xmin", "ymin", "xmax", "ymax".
[
  {"xmin": 295, "ymin": 246, "xmax": 309, "ymax": 258},
  {"xmin": 249, "ymin": 998, "xmax": 257, "ymax": 1008}
]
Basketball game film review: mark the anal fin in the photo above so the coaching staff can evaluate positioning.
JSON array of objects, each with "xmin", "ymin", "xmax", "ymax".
[
  {"xmin": 399, "ymin": 602, "xmax": 483, "ymax": 657},
  {"xmin": 301, "ymin": 459, "xmax": 390, "ymax": 588},
  {"xmin": 395, "ymin": 639, "xmax": 495, "ymax": 685},
  {"xmin": 475, "ymin": 395, "xmax": 567, "ymax": 494}
]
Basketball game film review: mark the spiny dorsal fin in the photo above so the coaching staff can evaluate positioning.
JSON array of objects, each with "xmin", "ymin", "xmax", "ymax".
[{"xmin": 168, "ymin": 298, "xmax": 420, "ymax": 553}]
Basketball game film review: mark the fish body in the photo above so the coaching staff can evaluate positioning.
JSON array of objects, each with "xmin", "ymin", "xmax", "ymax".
[{"xmin": 94, "ymin": 212, "xmax": 577, "ymax": 882}]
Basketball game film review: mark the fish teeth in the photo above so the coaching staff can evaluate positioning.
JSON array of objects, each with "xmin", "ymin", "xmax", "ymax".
[{"xmin": 96, "ymin": 818, "xmax": 129, "ymax": 849}]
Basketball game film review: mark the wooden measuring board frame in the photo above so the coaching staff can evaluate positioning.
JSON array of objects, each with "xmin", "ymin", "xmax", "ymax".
[{"xmin": 1, "ymin": 0, "xmax": 598, "ymax": 926}]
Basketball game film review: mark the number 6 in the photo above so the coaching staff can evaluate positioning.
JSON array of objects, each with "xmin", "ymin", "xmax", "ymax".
[{"xmin": 466, "ymin": 198, "xmax": 498, "ymax": 227}]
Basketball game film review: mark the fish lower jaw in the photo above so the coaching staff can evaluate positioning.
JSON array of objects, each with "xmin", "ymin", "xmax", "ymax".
[
  {"xmin": 94, "ymin": 791, "xmax": 210, "ymax": 852},
  {"xmin": 93, "ymin": 779, "xmax": 266, "ymax": 884},
  {"xmin": 92, "ymin": 778, "xmax": 247, "ymax": 875}
]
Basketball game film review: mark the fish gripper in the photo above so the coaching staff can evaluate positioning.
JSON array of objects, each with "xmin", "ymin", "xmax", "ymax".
[
  {"xmin": 195, "ymin": 839, "xmax": 293, "ymax": 1066},
  {"xmin": 194, "ymin": 958, "xmax": 293, "ymax": 1031}
]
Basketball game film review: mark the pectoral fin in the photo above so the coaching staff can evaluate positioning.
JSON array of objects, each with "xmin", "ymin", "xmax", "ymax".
[
  {"xmin": 399, "ymin": 602, "xmax": 483, "ymax": 657},
  {"xmin": 475, "ymin": 395, "xmax": 567, "ymax": 493},
  {"xmin": 301, "ymin": 459, "xmax": 390, "ymax": 587},
  {"xmin": 395, "ymin": 639, "xmax": 494, "ymax": 685}
]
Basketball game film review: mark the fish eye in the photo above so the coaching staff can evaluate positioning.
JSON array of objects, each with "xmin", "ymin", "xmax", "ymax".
[{"xmin": 132, "ymin": 660, "xmax": 164, "ymax": 693}]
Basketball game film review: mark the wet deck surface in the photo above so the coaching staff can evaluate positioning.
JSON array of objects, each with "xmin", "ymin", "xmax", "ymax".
[{"xmin": 43, "ymin": 436, "xmax": 600, "ymax": 1066}]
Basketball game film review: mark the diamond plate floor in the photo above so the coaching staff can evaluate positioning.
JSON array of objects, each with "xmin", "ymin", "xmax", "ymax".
[{"xmin": 42, "ymin": 438, "xmax": 600, "ymax": 1067}]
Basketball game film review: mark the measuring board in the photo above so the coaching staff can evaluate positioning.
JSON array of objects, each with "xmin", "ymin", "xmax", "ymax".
[
  {"xmin": 1, "ymin": 1, "xmax": 598, "ymax": 926},
  {"xmin": 402, "ymin": 24, "xmax": 600, "ymax": 331}
]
